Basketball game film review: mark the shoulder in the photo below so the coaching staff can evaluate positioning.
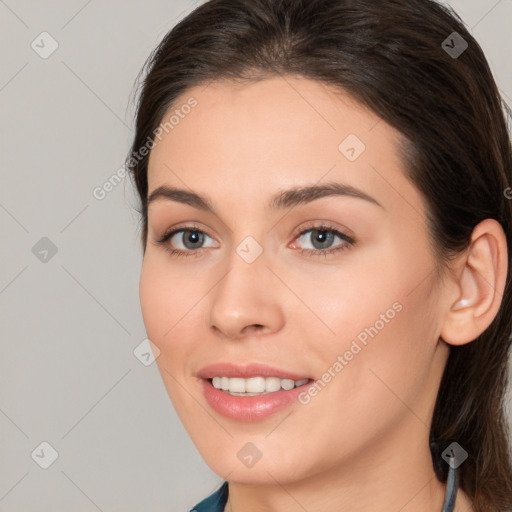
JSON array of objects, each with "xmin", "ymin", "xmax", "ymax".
[{"xmin": 188, "ymin": 481, "xmax": 229, "ymax": 512}]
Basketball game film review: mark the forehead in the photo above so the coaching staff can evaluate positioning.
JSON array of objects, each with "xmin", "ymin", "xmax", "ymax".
[{"xmin": 146, "ymin": 76, "xmax": 420, "ymax": 216}]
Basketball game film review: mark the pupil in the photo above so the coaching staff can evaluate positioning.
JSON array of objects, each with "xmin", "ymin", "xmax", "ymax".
[
  {"xmin": 184, "ymin": 230, "xmax": 203, "ymax": 249},
  {"xmin": 313, "ymin": 230, "xmax": 333, "ymax": 249}
]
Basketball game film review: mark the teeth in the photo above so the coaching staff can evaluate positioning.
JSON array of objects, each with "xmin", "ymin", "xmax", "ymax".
[
  {"xmin": 265, "ymin": 377, "xmax": 282, "ymax": 392},
  {"xmin": 245, "ymin": 376, "xmax": 266, "ymax": 392},
  {"xmin": 211, "ymin": 376, "xmax": 309, "ymax": 395}
]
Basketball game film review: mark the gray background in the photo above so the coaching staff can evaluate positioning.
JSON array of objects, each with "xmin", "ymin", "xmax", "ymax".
[{"xmin": 0, "ymin": 1, "xmax": 511, "ymax": 510}]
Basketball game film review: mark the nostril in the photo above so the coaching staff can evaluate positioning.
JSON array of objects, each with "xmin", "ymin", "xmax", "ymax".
[{"xmin": 242, "ymin": 324, "xmax": 265, "ymax": 335}]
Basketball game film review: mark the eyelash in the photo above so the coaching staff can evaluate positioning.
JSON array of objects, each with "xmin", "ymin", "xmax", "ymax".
[{"xmin": 154, "ymin": 222, "xmax": 356, "ymax": 259}]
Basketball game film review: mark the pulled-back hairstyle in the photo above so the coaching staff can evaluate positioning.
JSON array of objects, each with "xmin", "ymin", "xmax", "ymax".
[{"xmin": 126, "ymin": 0, "xmax": 512, "ymax": 510}]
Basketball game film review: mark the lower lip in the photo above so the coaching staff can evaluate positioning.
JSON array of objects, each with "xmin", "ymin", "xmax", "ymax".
[{"xmin": 200, "ymin": 378, "xmax": 312, "ymax": 422}]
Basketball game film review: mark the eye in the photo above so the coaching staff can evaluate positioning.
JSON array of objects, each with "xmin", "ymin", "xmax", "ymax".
[
  {"xmin": 153, "ymin": 222, "xmax": 355, "ymax": 259},
  {"xmin": 153, "ymin": 224, "xmax": 217, "ymax": 258},
  {"xmin": 291, "ymin": 223, "xmax": 355, "ymax": 257}
]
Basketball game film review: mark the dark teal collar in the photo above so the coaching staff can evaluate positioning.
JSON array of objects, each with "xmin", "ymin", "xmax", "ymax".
[{"xmin": 190, "ymin": 481, "xmax": 228, "ymax": 512}]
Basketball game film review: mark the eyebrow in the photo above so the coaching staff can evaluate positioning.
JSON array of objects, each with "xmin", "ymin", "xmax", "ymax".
[{"xmin": 147, "ymin": 181, "xmax": 384, "ymax": 212}]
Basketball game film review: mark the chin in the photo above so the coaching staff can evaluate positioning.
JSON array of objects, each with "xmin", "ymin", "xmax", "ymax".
[{"xmin": 199, "ymin": 445, "xmax": 312, "ymax": 485}]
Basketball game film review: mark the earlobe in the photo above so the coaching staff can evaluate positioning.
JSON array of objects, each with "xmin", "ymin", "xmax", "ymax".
[{"xmin": 439, "ymin": 219, "xmax": 508, "ymax": 346}]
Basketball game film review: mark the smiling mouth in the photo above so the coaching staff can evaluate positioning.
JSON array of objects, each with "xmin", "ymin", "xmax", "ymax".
[{"xmin": 206, "ymin": 376, "xmax": 313, "ymax": 396}]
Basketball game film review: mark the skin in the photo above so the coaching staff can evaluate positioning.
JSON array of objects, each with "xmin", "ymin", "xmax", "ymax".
[{"xmin": 139, "ymin": 76, "xmax": 507, "ymax": 512}]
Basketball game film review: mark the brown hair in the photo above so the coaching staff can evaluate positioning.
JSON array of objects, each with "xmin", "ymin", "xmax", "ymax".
[{"xmin": 126, "ymin": 0, "xmax": 512, "ymax": 509}]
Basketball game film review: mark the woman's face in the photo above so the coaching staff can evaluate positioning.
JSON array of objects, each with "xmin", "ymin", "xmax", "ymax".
[{"xmin": 140, "ymin": 76, "xmax": 452, "ymax": 485}]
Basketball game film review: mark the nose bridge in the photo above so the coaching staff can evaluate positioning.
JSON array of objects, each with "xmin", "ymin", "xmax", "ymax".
[{"xmin": 206, "ymin": 240, "xmax": 285, "ymax": 338}]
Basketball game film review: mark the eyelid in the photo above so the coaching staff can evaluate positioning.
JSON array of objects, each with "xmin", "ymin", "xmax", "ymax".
[
  {"xmin": 290, "ymin": 220, "xmax": 356, "ymax": 243},
  {"xmin": 155, "ymin": 221, "xmax": 216, "ymax": 245}
]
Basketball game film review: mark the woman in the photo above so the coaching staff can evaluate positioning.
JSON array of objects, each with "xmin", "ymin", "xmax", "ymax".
[{"xmin": 126, "ymin": 0, "xmax": 512, "ymax": 510}]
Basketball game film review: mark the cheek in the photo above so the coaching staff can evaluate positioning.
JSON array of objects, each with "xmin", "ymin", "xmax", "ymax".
[
  {"xmin": 289, "ymin": 289, "xmax": 438, "ymax": 465},
  {"xmin": 281, "ymin": 242, "xmax": 401, "ymax": 360},
  {"xmin": 139, "ymin": 256, "xmax": 201, "ymax": 408},
  {"xmin": 139, "ymin": 258, "xmax": 168, "ymax": 339},
  {"xmin": 328, "ymin": 276, "xmax": 438, "ymax": 419},
  {"xmin": 299, "ymin": 237, "xmax": 439, "ymax": 405},
  {"xmin": 139, "ymin": 254, "xmax": 204, "ymax": 343}
]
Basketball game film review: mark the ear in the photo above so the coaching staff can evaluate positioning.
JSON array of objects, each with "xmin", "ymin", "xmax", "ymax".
[{"xmin": 439, "ymin": 218, "xmax": 508, "ymax": 346}]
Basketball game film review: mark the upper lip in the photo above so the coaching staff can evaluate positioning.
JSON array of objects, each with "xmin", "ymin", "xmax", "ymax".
[{"xmin": 198, "ymin": 362, "xmax": 312, "ymax": 381}]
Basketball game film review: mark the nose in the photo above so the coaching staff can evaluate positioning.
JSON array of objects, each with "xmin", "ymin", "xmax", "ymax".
[{"xmin": 206, "ymin": 253, "xmax": 285, "ymax": 340}]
